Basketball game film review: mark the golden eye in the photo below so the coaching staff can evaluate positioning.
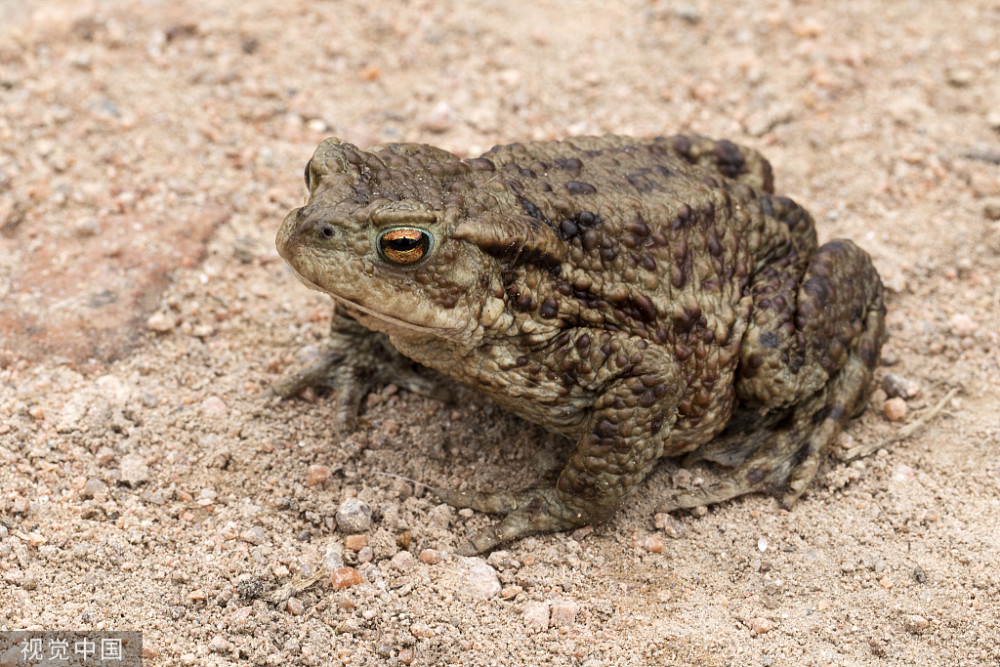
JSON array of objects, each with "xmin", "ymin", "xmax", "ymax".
[{"xmin": 377, "ymin": 228, "xmax": 432, "ymax": 265}]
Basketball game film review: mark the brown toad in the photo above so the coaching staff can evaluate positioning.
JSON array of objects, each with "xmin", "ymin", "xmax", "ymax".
[{"xmin": 275, "ymin": 134, "xmax": 885, "ymax": 553}]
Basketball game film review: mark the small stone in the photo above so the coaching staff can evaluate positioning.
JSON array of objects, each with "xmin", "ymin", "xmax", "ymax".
[
  {"xmin": 389, "ymin": 550, "xmax": 416, "ymax": 572},
  {"xmin": 79, "ymin": 478, "xmax": 107, "ymax": 499},
  {"xmin": 984, "ymin": 203, "xmax": 1000, "ymax": 221},
  {"xmin": 146, "ymin": 311, "xmax": 175, "ymax": 332},
  {"xmin": 187, "ymin": 589, "xmax": 207, "ymax": 601},
  {"xmin": 460, "ymin": 558, "xmax": 501, "ymax": 600},
  {"xmin": 141, "ymin": 644, "xmax": 160, "ymax": 659},
  {"xmin": 500, "ymin": 585, "xmax": 523, "ymax": 599},
  {"xmin": 884, "ymin": 397, "xmax": 908, "ymax": 422},
  {"xmin": 424, "ymin": 100, "xmax": 456, "ymax": 132},
  {"xmin": 419, "ymin": 548, "xmax": 441, "ymax": 565},
  {"xmin": 207, "ymin": 635, "xmax": 231, "ymax": 654},
  {"xmin": 903, "ymin": 614, "xmax": 929, "ymax": 633},
  {"xmin": 882, "ymin": 373, "xmax": 921, "ymax": 400},
  {"xmin": 306, "ymin": 464, "xmax": 330, "ymax": 487},
  {"xmin": 654, "ymin": 513, "xmax": 686, "ymax": 538},
  {"xmin": 758, "ymin": 538, "xmax": 768, "ymax": 552},
  {"xmin": 331, "ymin": 567, "xmax": 363, "ymax": 589},
  {"xmin": 642, "ymin": 535, "xmax": 665, "ymax": 553},
  {"xmin": 749, "ymin": 617, "xmax": 775, "ymax": 635},
  {"xmin": 892, "ymin": 464, "xmax": 916, "ymax": 483},
  {"xmin": 398, "ymin": 647, "xmax": 414, "ymax": 665},
  {"xmin": 95, "ymin": 446, "xmax": 116, "ymax": 467},
  {"xmin": 286, "ymin": 597, "xmax": 304, "ymax": 615},
  {"xmin": 550, "ymin": 599, "xmax": 579, "ymax": 627},
  {"xmin": 344, "ymin": 534, "xmax": 368, "ymax": 552},
  {"xmin": 120, "ymin": 454, "xmax": 150, "ymax": 486},
  {"xmin": 200, "ymin": 395, "xmax": 229, "ymax": 418},
  {"xmin": 949, "ymin": 313, "xmax": 978, "ymax": 337},
  {"xmin": 336, "ymin": 499, "xmax": 372, "ymax": 533},
  {"xmin": 239, "ymin": 526, "xmax": 267, "ymax": 545},
  {"xmin": 523, "ymin": 601, "xmax": 550, "ymax": 633}
]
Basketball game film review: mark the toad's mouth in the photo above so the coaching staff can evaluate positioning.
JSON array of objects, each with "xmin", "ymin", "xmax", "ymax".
[{"xmin": 284, "ymin": 263, "xmax": 443, "ymax": 335}]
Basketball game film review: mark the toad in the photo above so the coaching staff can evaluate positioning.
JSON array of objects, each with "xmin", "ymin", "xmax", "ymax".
[{"xmin": 275, "ymin": 134, "xmax": 885, "ymax": 553}]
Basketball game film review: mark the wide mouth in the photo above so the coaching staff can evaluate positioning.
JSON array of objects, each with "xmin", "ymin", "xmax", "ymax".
[{"xmin": 283, "ymin": 262, "xmax": 445, "ymax": 335}]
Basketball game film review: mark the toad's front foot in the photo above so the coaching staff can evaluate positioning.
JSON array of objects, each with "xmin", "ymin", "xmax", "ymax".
[{"xmin": 274, "ymin": 310, "xmax": 452, "ymax": 432}]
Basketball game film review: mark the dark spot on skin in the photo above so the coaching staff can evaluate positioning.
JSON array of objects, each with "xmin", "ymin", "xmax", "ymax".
[
  {"xmin": 600, "ymin": 247, "xmax": 618, "ymax": 262},
  {"xmin": 743, "ymin": 352, "xmax": 764, "ymax": 378},
  {"xmin": 559, "ymin": 219, "xmax": 579, "ymax": 239},
  {"xmin": 627, "ymin": 217, "xmax": 650, "ymax": 238},
  {"xmin": 582, "ymin": 229, "xmax": 600, "ymax": 252},
  {"xmin": 465, "ymin": 157, "xmax": 495, "ymax": 171},
  {"xmin": 714, "ymin": 139, "xmax": 746, "ymax": 180},
  {"xmin": 576, "ymin": 334, "xmax": 591, "ymax": 351},
  {"xmin": 760, "ymin": 331, "xmax": 781, "ymax": 349},
  {"xmin": 558, "ymin": 471, "xmax": 600, "ymax": 500},
  {"xmin": 626, "ymin": 171, "xmax": 656, "ymax": 193},
  {"xmin": 515, "ymin": 294, "xmax": 534, "ymax": 311},
  {"xmin": 803, "ymin": 276, "xmax": 834, "ymax": 306},
  {"xmin": 565, "ymin": 181, "xmax": 597, "ymax": 195},
  {"xmin": 516, "ymin": 356, "xmax": 529, "ymax": 366},
  {"xmin": 594, "ymin": 419, "xmax": 618, "ymax": 438},
  {"xmin": 626, "ymin": 294, "xmax": 657, "ymax": 323},
  {"xmin": 671, "ymin": 135, "xmax": 693, "ymax": 162},
  {"xmin": 520, "ymin": 198, "xmax": 550, "ymax": 223},
  {"xmin": 539, "ymin": 298, "xmax": 559, "ymax": 319},
  {"xmin": 673, "ymin": 306, "xmax": 702, "ymax": 334},
  {"xmin": 553, "ymin": 157, "xmax": 583, "ymax": 175},
  {"xmin": 676, "ymin": 204, "xmax": 694, "ymax": 229},
  {"xmin": 707, "ymin": 233, "xmax": 724, "ymax": 259}
]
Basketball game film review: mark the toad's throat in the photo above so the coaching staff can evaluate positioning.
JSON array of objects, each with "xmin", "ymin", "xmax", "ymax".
[{"xmin": 285, "ymin": 263, "xmax": 442, "ymax": 335}]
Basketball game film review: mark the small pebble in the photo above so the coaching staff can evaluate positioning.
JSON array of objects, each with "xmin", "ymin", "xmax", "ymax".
[
  {"xmin": 79, "ymin": 478, "xmax": 107, "ymax": 499},
  {"xmin": 200, "ymin": 396, "xmax": 229, "ymax": 418},
  {"xmin": 331, "ymin": 567, "xmax": 363, "ymax": 589},
  {"xmin": 336, "ymin": 499, "xmax": 372, "ymax": 533},
  {"xmin": 882, "ymin": 373, "xmax": 921, "ymax": 400},
  {"xmin": 239, "ymin": 526, "xmax": 267, "ymax": 545},
  {"xmin": 749, "ymin": 617, "xmax": 775, "ymax": 635},
  {"xmin": 523, "ymin": 601, "xmax": 550, "ymax": 633},
  {"xmin": 892, "ymin": 464, "xmax": 916, "ymax": 483},
  {"xmin": 642, "ymin": 535, "xmax": 665, "ymax": 553},
  {"xmin": 419, "ymin": 548, "xmax": 441, "ymax": 565},
  {"xmin": 884, "ymin": 397, "xmax": 908, "ymax": 421},
  {"xmin": 187, "ymin": 589, "xmax": 206, "ymax": 601},
  {"xmin": 460, "ymin": 558, "xmax": 501, "ymax": 600},
  {"xmin": 949, "ymin": 313, "xmax": 978, "ymax": 337},
  {"xmin": 146, "ymin": 311, "xmax": 175, "ymax": 332},
  {"xmin": 424, "ymin": 100, "xmax": 456, "ymax": 132},
  {"xmin": 344, "ymin": 534, "xmax": 368, "ymax": 552},
  {"xmin": 286, "ymin": 597, "xmax": 304, "ymax": 615},
  {"xmin": 903, "ymin": 614, "xmax": 929, "ymax": 633},
  {"xmin": 357, "ymin": 546, "xmax": 373, "ymax": 563},
  {"xmin": 306, "ymin": 464, "xmax": 330, "ymax": 487},
  {"xmin": 389, "ymin": 551, "xmax": 416, "ymax": 572},
  {"xmin": 984, "ymin": 203, "xmax": 1000, "ymax": 221},
  {"xmin": 95, "ymin": 446, "xmax": 117, "ymax": 467},
  {"xmin": 654, "ymin": 513, "xmax": 686, "ymax": 538},
  {"xmin": 120, "ymin": 454, "xmax": 150, "ymax": 486},
  {"xmin": 207, "ymin": 635, "xmax": 231, "ymax": 654},
  {"xmin": 550, "ymin": 599, "xmax": 579, "ymax": 627}
]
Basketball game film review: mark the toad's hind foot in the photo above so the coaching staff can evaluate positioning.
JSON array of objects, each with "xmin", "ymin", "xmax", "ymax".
[{"xmin": 660, "ymin": 351, "xmax": 876, "ymax": 513}]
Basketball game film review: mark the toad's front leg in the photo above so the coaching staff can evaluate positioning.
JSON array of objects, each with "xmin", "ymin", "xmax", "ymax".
[
  {"xmin": 438, "ymin": 340, "xmax": 683, "ymax": 554},
  {"xmin": 275, "ymin": 308, "xmax": 452, "ymax": 433}
]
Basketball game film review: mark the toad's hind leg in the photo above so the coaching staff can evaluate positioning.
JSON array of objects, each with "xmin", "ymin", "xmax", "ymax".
[
  {"xmin": 438, "ymin": 340, "xmax": 683, "ymax": 554},
  {"xmin": 661, "ymin": 239, "xmax": 885, "ymax": 511}
]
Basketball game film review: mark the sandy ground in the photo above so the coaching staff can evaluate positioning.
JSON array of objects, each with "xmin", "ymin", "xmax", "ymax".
[{"xmin": 2, "ymin": 1, "xmax": 999, "ymax": 665}]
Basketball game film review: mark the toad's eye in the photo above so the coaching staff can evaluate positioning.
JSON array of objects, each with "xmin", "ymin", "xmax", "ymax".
[{"xmin": 377, "ymin": 228, "xmax": 433, "ymax": 265}]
